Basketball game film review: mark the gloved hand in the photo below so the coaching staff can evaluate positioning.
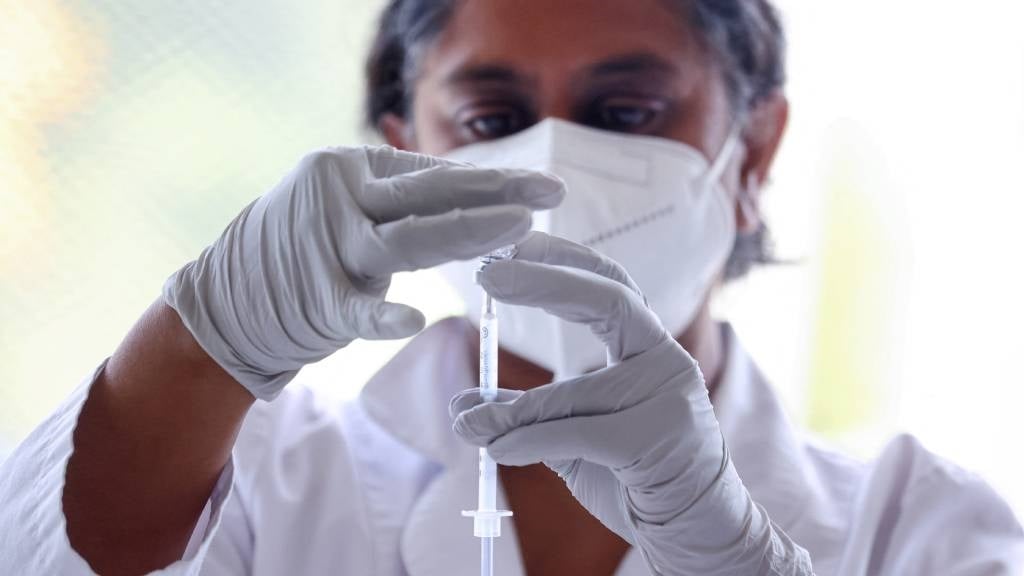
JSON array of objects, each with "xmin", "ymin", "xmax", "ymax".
[
  {"xmin": 165, "ymin": 146, "xmax": 564, "ymax": 400},
  {"xmin": 450, "ymin": 232, "xmax": 813, "ymax": 576}
]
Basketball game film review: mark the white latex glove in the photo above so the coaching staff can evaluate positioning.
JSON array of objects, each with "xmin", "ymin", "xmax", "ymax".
[
  {"xmin": 165, "ymin": 146, "xmax": 564, "ymax": 400},
  {"xmin": 450, "ymin": 232, "xmax": 813, "ymax": 576}
]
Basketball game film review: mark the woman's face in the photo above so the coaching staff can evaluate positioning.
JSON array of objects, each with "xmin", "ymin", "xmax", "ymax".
[{"xmin": 381, "ymin": 0, "xmax": 787, "ymax": 234}]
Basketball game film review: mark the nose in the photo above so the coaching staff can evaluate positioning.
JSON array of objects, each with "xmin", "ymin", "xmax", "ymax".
[{"xmin": 531, "ymin": 81, "xmax": 577, "ymax": 129}]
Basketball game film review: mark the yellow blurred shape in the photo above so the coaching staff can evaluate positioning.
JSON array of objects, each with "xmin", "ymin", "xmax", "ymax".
[
  {"xmin": 0, "ymin": 0, "xmax": 104, "ymax": 120},
  {"xmin": 807, "ymin": 133, "xmax": 896, "ymax": 437},
  {"xmin": 0, "ymin": 0, "xmax": 104, "ymax": 272}
]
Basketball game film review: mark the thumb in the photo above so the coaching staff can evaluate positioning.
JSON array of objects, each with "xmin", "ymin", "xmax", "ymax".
[{"xmin": 342, "ymin": 291, "xmax": 426, "ymax": 340}]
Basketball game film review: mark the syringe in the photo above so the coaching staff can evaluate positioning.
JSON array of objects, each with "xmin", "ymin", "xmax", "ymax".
[{"xmin": 462, "ymin": 246, "xmax": 516, "ymax": 576}]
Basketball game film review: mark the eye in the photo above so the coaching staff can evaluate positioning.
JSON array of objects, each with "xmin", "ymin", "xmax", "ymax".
[
  {"xmin": 460, "ymin": 107, "xmax": 530, "ymax": 141},
  {"xmin": 588, "ymin": 97, "xmax": 668, "ymax": 134}
]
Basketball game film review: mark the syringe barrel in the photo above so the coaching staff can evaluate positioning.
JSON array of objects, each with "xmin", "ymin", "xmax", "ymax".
[
  {"xmin": 478, "ymin": 295, "xmax": 499, "ymax": 513},
  {"xmin": 479, "ymin": 295, "xmax": 498, "ymax": 400},
  {"xmin": 478, "ymin": 447, "xmax": 497, "ymax": 511}
]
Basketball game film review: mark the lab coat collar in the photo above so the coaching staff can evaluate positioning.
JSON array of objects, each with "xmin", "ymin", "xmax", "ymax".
[
  {"xmin": 713, "ymin": 323, "xmax": 821, "ymax": 530},
  {"xmin": 361, "ymin": 317, "xmax": 815, "ymax": 502},
  {"xmin": 360, "ymin": 316, "xmax": 479, "ymax": 467}
]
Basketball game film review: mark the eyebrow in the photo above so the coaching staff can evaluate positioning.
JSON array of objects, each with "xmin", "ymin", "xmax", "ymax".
[
  {"xmin": 443, "ymin": 53, "xmax": 678, "ymax": 89},
  {"xmin": 583, "ymin": 53, "xmax": 678, "ymax": 78},
  {"xmin": 444, "ymin": 64, "xmax": 530, "ymax": 87}
]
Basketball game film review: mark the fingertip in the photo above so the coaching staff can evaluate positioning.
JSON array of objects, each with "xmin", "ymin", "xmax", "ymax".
[
  {"xmin": 452, "ymin": 412, "xmax": 486, "ymax": 446},
  {"xmin": 448, "ymin": 389, "xmax": 482, "ymax": 419},
  {"xmin": 376, "ymin": 303, "xmax": 426, "ymax": 338},
  {"xmin": 464, "ymin": 205, "xmax": 532, "ymax": 253},
  {"xmin": 521, "ymin": 172, "xmax": 566, "ymax": 209},
  {"xmin": 478, "ymin": 260, "xmax": 516, "ymax": 298},
  {"xmin": 534, "ymin": 171, "xmax": 567, "ymax": 205},
  {"xmin": 511, "ymin": 230, "xmax": 552, "ymax": 261},
  {"xmin": 487, "ymin": 206, "xmax": 533, "ymax": 245},
  {"xmin": 485, "ymin": 442, "xmax": 528, "ymax": 467},
  {"xmin": 493, "ymin": 169, "xmax": 565, "ymax": 209},
  {"xmin": 484, "ymin": 445, "xmax": 507, "ymax": 462},
  {"xmin": 448, "ymin": 397, "xmax": 461, "ymax": 421}
]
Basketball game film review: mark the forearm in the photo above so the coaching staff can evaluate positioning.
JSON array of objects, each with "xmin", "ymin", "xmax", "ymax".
[
  {"xmin": 49, "ymin": 147, "xmax": 554, "ymax": 574},
  {"xmin": 63, "ymin": 300, "xmax": 254, "ymax": 575}
]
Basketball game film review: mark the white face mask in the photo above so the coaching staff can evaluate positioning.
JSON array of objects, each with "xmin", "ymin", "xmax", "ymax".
[{"xmin": 440, "ymin": 118, "xmax": 740, "ymax": 379}]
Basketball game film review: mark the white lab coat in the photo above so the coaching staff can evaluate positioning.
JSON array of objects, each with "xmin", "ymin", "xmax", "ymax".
[{"xmin": 1, "ymin": 318, "xmax": 1022, "ymax": 575}]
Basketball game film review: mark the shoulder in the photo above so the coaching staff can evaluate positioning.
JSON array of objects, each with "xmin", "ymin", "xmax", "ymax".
[
  {"xmin": 855, "ymin": 434, "xmax": 1024, "ymax": 573},
  {"xmin": 874, "ymin": 434, "xmax": 1021, "ymax": 534}
]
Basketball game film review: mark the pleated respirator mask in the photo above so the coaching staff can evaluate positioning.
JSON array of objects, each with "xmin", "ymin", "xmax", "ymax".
[{"xmin": 441, "ymin": 118, "xmax": 740, "ymax": 379}]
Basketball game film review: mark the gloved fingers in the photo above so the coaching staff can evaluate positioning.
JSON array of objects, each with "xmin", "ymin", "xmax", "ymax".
[
  {"xmin": 479, "ymin": 400, "xmax": 665, "ymax": 469},
  {"xmin": 513, "ymin": 232, "xmax": 643, "ymax": 299},
  {"xmin": 452, "ymin": 343, "xmax": 690, "ymax": 445},
  {"xmin": 358, "ymin": 166, "xmax": 565, "ymax": 223},
  {"xmin": 448, "ymin": 387, "xmax": 524, "ymax": 419},
  {"xmin": 353, "ymin": 205, "xmax": 533, "ymax": 278},
  {"xmin": 478, "ymin": 259, "xmax": 666, "ymax": 362},
  {"xmin": 339, "ymin": 291, "xmax": 426, "ymax": 340},
  {"xmin": 481, "ymin": 393, "xmax": 688, "ymax": 471},
  {"xmin": 360, "ymin": 145, "xmax": 465, "ymax": 179}
]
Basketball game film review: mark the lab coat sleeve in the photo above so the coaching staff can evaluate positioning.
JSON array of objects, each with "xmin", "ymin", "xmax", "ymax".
[
  {"xmin": 847, "ymin": 434, "xmax": 1024, "ymax": 575},
  {"xmin": 0, "ymin": 361, "xmax": 237, "ymax": 575}
]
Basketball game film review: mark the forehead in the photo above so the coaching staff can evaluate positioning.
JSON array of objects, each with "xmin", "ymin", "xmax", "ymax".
[{"xmin": 422, "ymin": 0, "xmax": 708, "ymax": 82}]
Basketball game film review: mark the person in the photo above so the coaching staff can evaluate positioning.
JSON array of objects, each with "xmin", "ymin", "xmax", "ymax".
[{"xmin": 1, "ymin": 0, "xmax": 1022, "ymax": 574}]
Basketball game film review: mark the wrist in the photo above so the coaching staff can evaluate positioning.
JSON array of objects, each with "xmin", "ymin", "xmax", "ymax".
[
  {"xmin": 104, "ymin": 300, "xmax": 255, "ymax": 411},
  {"xmin": 629, "ymin": 458, "xmax": 811, "ymax": 575}
]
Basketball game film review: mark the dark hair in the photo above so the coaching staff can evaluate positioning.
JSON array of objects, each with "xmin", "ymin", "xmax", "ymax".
[{"xmin": 364, "ymin": 0, "xmax": 786, "ymax": 280}]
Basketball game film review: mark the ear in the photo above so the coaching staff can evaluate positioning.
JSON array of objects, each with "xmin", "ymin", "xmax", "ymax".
[
  {"xmin": 378, "ymin": 113, "xmax": 417, "ymax": 150},
  {"xmin": 735, "ymin": 91, "xmax": 789, "ymax": 234}
]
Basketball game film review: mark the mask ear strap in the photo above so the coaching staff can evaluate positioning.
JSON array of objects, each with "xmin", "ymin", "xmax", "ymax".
[{"xmin": 702, "ymin": 123, "xmax": 743, "ymax": 188}]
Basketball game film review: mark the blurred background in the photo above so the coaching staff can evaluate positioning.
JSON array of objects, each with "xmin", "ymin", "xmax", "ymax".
[{"xmin": 1, "ymin": 0, "xmax": 1022, "ymax": 515}]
